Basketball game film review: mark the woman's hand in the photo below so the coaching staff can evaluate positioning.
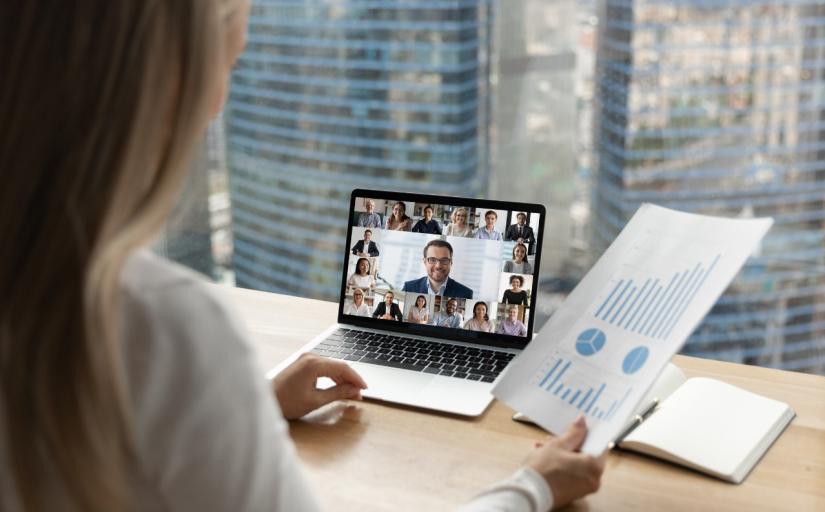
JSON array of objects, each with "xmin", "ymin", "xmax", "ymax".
[
  {"xmin": 525, "ymin": 415, "xmax": 606, "ymax": 509},
  {"xmin": 272, "ymin": 353, "xmax": 368, "ymax": 419}
]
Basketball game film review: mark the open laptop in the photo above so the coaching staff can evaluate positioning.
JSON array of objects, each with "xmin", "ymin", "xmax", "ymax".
[{"xmin": 268, "ymin": 189, "xmax": 546, "ymax": 416}]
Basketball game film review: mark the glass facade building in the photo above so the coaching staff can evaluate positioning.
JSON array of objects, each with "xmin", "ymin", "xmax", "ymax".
[
  {"xmin": 592, "ymin": 0, "xmax": 825, "ymax": 373},
  {"xmin": 225, "ymin": 0, "xmax": 493, "ymax": 298}
]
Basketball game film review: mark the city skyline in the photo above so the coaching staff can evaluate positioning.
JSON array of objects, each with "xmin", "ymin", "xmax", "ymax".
[
  {"xmin": 224, "ymin": 0, "xmax": 494, "ymax": 298},
  {"xmin": 591, "ymin": 0, "xmax": 825, "ymax": 373}
]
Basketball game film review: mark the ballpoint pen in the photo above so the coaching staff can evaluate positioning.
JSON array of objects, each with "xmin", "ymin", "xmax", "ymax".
[{"xmin": 612, "ymin": 398, "xmax": 661, "ymax": 447}]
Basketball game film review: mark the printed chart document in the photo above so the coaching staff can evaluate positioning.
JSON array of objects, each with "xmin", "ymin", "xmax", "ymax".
[{"xmin": 493, "ymin": 204, "xmax": 773, "ymax": 455}]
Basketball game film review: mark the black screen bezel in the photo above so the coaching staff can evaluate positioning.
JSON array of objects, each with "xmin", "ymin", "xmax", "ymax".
[{"xmin": 338, "ymin": 188, "xmax": 547, "ymax": 350}]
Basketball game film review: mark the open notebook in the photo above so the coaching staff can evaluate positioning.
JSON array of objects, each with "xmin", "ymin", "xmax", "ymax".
[{"xmin": 514, "ymin": 363, "xmax": 795, "ymax": 484}]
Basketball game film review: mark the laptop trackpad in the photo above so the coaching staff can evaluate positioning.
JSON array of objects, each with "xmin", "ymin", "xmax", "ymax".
[{"xmin": 346, "ymin": 362, "xmax": 433, "ymax": 402}]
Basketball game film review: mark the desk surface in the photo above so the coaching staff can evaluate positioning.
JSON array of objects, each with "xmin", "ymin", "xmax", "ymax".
[{"xmin": 224, "ymin": 286, "xmax": 825, "ymax": 511}]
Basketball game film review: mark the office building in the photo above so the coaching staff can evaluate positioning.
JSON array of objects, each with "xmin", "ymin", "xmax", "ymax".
[
  {"xmin": 592, "ymin": 1, "xmax": 825, "ymax": 373},
  {"xmin": 225, "ymin": 0, "xmax": 493, "ymax": 298}
]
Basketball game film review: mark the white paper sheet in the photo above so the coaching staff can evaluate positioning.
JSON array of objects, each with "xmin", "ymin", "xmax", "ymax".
[{"xmin": 492, "ymin": 204, "xmax": 773, "ymax": 454}]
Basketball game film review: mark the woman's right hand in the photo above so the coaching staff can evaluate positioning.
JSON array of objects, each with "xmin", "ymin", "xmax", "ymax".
[{"xmin": 525, "ymin": 415, "xmax": 606, "ymax": 509}]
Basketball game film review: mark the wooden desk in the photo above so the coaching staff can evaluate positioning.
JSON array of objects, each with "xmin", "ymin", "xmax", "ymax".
[{"xmin": 224, "ymin": 286, "xmax": 825, "ymax": 511}]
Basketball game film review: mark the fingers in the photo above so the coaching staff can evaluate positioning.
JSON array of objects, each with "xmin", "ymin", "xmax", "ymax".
[
  {"xmin": 316, "ymin": 383, "xmax": 363, "ymax": 407},
  {"xmin": 555, "ymin": 414, "xmax": 588, "ymax": 452},
  {"xmin": 301, "ymin": 354, "xmax": 367, "ymax": 389},
  {"xmin": 310, "ymin": 356, "xmax": 368, "ymax": 390}
]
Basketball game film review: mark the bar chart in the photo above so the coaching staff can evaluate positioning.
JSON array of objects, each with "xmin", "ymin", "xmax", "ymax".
[
  {"xmin": 534, "ymin": 355, "xmax": 633, "ymax": 422},
  {"xmin": 593, "ymin": 254, "xmax": 721, "ymax": 340}
]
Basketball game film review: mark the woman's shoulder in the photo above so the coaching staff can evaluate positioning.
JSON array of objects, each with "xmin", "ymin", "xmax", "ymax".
[{"xmin": 120, "ymin": 250, "xmax": 254, "ymax": 374}]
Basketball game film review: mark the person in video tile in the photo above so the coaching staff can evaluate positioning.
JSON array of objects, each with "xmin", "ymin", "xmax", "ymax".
[
  {"xmin": 406, "ymin": 295, "xmax": 429, "ymax": 324},
  {"xmin": 443, "ymin": 207, "xmax": 472, "ymax": 237},
  {"xmin": 475, "ymin": 210, "xmax": 502, "ymax": 240},
  {"xmin": 344, "ymin": 288, "xmax": 371, "ymax": 317},
  {"xmin": 357, "ymin": 199, "xmax": 382, "ymax": 228},
  {"xmin": 351, "ymin": 229, "xmax": 379, "ymax": 257},
  {"xmin": 463, "ymin": 301, "xmax": 495, "ymax": 333},
  {"xmin": 432, "ymin": 298, "xmax": 463, "ymax": 328},
  {"xmin": 372, "ymin": 291, "xmax": 403, "ymax": 321},
  {"xmin": 402, "ymin": 239, "xmax": 473, "ymax": 299},
  {"xmin": 384, "ymin": 201, "xmax": 412, "ymax": 231},
  {"xmin": 502, "ymin": 275, "xmax": 529, "ymax": 306},
  {"xmin": 503, "ymin": 243, "xmax": 532, "ymax": 275},
  {"xmin": 411, "ymin": 205, "xmax": 442, "ymax": 234},
  {"xmin": 497, "ymin": 304, "xmax": 527, "ymax": 336},
  {"xmin": 347, "ymin": 257, "xmax": 375, "ymax": 292},
  {"xmin": 504, "ymin": 212, "xmax": 536, "ymax": 254}
]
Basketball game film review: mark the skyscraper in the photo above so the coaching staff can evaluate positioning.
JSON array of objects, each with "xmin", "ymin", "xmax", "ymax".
[
  {"xmin": 225, "ymin": 0, "xmax": 493, "ymax": 299},
  {"xmin": 592, "ymin": 1, "xmax": 825, "ymax": 373}
]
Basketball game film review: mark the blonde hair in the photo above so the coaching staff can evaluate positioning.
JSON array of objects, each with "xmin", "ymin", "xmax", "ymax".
[
  {"xmin": 0, "ymin": 1, "xmax": 237, "ymax": 510},
  {"xmin": 451, "ymin": 207, "xmax": 468, "ymax": 224}
]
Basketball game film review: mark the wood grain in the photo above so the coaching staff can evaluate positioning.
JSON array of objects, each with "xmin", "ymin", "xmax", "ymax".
[{"xmin": 222, "ymin": 285, "xmax": 825, "ymax": 511}]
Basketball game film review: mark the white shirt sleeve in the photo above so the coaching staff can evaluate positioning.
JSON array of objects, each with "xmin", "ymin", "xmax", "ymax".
[
  {"xmin": 457, "ymin": 467, "xmax": 553, "ymax": 512},
  {"xmin": 121, "ymin": 251, "xmax": 322, "ymax": 511}
]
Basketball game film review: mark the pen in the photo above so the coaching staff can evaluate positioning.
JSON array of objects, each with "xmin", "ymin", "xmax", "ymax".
[{"xmin": 613, "ymin": 398, "xmax": 660, "ymax": 446}]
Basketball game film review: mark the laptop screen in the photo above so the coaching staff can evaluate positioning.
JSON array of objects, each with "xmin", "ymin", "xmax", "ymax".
[{"xmin": 339, "ymin": 190, "xmax": 546, "ymax": 349}]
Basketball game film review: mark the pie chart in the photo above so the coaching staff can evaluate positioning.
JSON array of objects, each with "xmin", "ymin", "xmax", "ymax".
[
  {"xmin": 622, "ymin": 346, "xmax": 649, "ymax": 374},
  {"xmin": 575, "ymin": 328, "xmax": 606, "ymax": 356}
]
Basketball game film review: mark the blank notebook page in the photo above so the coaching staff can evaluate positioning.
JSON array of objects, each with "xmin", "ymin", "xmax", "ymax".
[{"xmin": 623, "ymin": 377, "xmax": 790, "ymax": 478}]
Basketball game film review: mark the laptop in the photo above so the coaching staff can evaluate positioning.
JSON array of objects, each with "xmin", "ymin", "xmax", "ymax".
[{"xmin": 268, "ymin": 189, "xmax": 546, "ymax": 416}]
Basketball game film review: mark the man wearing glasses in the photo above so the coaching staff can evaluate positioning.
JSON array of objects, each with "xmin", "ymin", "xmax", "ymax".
[{"xmin": 402, "ymin": 239, "xmax": 473, "ymax": 299}]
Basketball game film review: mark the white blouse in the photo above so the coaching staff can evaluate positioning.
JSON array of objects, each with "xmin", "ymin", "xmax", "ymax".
[
  {"xmin": 347, "ymin": 273, "xmax": 375, "ymax": 289},
  {"xmin": 444, "ymin": 223, "xmax": 473, "ymax": 237},
  {"xmin": 345, "ymin": 302, "xmax": 371, "ymax": 317}
]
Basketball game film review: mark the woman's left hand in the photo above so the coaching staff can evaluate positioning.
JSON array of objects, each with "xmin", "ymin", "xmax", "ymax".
[{"xmin": 272, "ymin": 353, "xmax": 368, "ymax": 419}]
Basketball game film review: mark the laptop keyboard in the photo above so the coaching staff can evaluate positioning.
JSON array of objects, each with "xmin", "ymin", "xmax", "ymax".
[{"xmin": 311, "ymin": 328, "xmax": 515, "ymax": 383}]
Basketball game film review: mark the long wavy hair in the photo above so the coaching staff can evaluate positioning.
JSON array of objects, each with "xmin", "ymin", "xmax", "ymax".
[{"xmin": 0, "ymin": 1, "xmax": 236, "ymax": 509}]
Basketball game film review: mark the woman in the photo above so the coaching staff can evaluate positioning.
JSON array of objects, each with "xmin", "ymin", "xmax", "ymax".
[
  {"xmin": 504, "ymin": 243, "xmax": 533, "ymax": 275},
  {"xmin": 347, "ymin": 257, "xmax": 376, "ymax": 292},
  {"xmin": 345, "ymin": 288, "xmax": 371, "ymax": 317},
  {"xmin": 443, "ymin": 207, "xmax": 473, "ymax": 237},
  {"xmin": 475, "ymin": 210, "xmax": 502, "ymax": 240},
  {"xmin": 0, "ymin": 1, "xmax": 603, "ymax": 510},
  {"xmin": 497, "ymin": 305, "xmax": 528, "ymax": 337},
  {"xmin": 406, "ymin": 295, "xmax": 429, "ymax": 324},
  {"xmin": 384, "ymin": 201, "xmax": 412, "ymax": 231},
  {"xmin": 502, "ymin": 275, "xmax": 530, "ymax": 306},
  {"xmin": 463, "ymin": 302, "xmax": 495, "ymax": 333}
]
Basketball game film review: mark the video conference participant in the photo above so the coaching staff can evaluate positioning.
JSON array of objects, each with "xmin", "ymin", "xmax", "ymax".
[
  {"xmin": 406, "ymin": 295, "xmax": 429, "ymax": 324},
  {"xmin": 347, "ymin": 257, "xmax": 375, "ymax": 292},
  {"xmin": 431, "ymin": 298, "xmax": 463, "ymax": 328},
  {"xmin": 403, "ymin": 239, "xmax": 473, "ymax": 299},
  {"xmin": 384, "ymin": 201, "xmax": 412, "ymax": 231},
  {"xmin": 497, "ymin": 305, "xmax": 528, "ymax": 336},
  {"xmin": 356, "ymin": 198, "xmax": 382, "ymax": 228},
  {"xmin": 443, "ymin": 207, "xmax": 473, "ymax": 237},
  {"xmin": 411, "ymin": 205, "xmax": 442, "ymax": 234},
  {"xmin": 504, "ymin": 212, "xmax": 536, "ymax": 251},
  {"xmin": 502, "ymin": 275, "xmax": 529, "ymax": 306},
  {"xmin": 475, "ymin": 210, "xmax": 502, "ymax": 240},
  {"xmin": 372, "ymin": 291, "xmax": 403, "ymax": 321},
  {"xmin": 344, "ymin": 288, "xmax": 371, "ymax": 317},
  {"xmin": 351, "ymin": 229, "xmax": 379, "ymax": 257},
  {"xmin": 463, "ymin": 301, "xmax": 495, "ymax": 333},
  {"xmin": 503, "ymin": 243, "xmax": 533, "ymax": 275}
]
